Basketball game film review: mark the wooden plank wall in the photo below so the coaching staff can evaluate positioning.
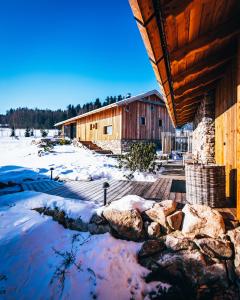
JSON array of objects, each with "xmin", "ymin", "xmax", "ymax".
[
  {"xmin": 237, "ymin": 36, "xmax": 240, "ymax": 219},
  {"xmin": 76, "ymin": 107, "xmax": 122, "ymax": 141},
  {"xmin": 122, "ymin": 95, "xmax": 174, "ymax": 140},
  {"xmin": 215, "ymin": 58, "xmax": 238, "ymax": 203}
]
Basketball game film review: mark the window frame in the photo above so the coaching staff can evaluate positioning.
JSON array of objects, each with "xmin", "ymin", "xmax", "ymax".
[
  {"xmin": 103, "ymin": 125, "xmax": 113, "ymax": 135},
  {"xmin": 140, "ymin": 116, "xmax": 146, "ymax": 126}
]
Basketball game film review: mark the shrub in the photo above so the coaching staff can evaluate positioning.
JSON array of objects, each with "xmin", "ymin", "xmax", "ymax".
[
  {"xmin": 10, "ymin": 127, "xmax": 15, "ymax": 137},
  {"xmin": 30, "ymin": 129, "xmax": 34, "ymax": 136},
  {"xmin": 25, "ymin": 127, "xmax": 31, "ymax": 137},
  {"xmin": 59, "ymin": 139, "xmax": 71, "ymax": 145},
  {"xmin": 119, "ymin": 142, "xmax": 157, "ymax": 174},
  {"xmin": 40, "ymin": 129, "xmax": 48, "ymax": 137}
]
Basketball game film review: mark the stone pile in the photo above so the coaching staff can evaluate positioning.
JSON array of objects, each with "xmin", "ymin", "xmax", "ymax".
[
  {"xmin": 192, "ymin": 93, "xmax": 215, "ymax": 164},
  {"xmin": 35, "ymin": 199, "xmax": 240, "ymax": 299}
]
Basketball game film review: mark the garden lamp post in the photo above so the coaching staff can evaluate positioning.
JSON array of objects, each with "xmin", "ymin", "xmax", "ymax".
[
  {"xmin": 103, "ymin": 182, "xmax": 110, "ymax": 205},
  {"xmin": 50, "ymin": 167, "xmax": 54, "ymax": 180}
]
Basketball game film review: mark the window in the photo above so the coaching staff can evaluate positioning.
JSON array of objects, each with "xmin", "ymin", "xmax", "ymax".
[
  {"xmin": 95, "ymin": 123, "xmax": 98, "ymax": 129},
  {"xmin": 125, "ymin": 105, "xmax": 130, "ymax": 112},
  {"xmin": 103, "ymin": 125, "xmax": 112, "ymax": 135},
  {"xmin": 151, "ymin": 105, "xmax": 154, "ymax": 111},
  {"xmin": 90, "ymin": 124, "xmax": 93, "ymax": 130},
  {"xmin": 159, "ymin": 119, "xmax": 163, "ymax": 127},
  {"xmin": 140, "ymin": 117, "xmax": 146, "ymax": 125}
]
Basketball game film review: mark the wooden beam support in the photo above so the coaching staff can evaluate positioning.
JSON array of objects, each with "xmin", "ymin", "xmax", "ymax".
[
  {"xmin": 172, "ymin": 49, "xmax": 235, "ymax": 83},
  {"xmin": 175, "ymin": 81, "xmax": 218, "ymax": 103},
  {"xmin": 176, "ymin": 100, "xmax": 202, "ymax": 112},
  {"xmin": 170, "ymin": 18, "xmax": 240, "ymax": 63},
  {"xmin": 174, "ymin": 67, "xmax": 224, "ymax": 97}
]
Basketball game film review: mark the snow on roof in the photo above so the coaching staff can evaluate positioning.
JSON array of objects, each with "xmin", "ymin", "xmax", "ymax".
[{"xmin": 54, "ymin": 89, "xmax": 163, "ymax": 127}]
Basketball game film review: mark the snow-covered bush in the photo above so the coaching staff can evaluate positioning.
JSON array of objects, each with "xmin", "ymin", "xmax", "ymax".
[
  {"xmin": 40, "ymin": 129, "xmax": 48, "ymax": 137},
  {"xmin": 118, "ymin": 142, "xmax": 157, "ymax": 176}
]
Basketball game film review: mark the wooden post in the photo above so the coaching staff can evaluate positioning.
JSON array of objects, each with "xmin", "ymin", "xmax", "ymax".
[{"xmin": 237, "ymin": 35, "xmax": 240, "ymax": 219}]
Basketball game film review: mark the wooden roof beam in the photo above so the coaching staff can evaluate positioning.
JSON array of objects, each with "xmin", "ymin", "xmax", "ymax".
[
  {"xmin": 174, "ymin": 66, "xmax": 224, "ymax": 97},
  {"xmin": 160, "ymin": 0, "xmax": 192, "ymax": 18},
  {"xmin": 172, "ymin": 49, "xmax": 235, "ymax": 83},
  {"xmin": 178, "ymin": 111, "xmax": 197, "ymax": 123},
  {"xmin": 175, "ymin": 97, "xmax": 202, "ymax": 109},
  {"xmin": 170, "ymin": 18, "xmax": 240, "ymax": 63},
  {"xmin": 175, "ymin": 81, "xmax": 218, "ymax": 103}
]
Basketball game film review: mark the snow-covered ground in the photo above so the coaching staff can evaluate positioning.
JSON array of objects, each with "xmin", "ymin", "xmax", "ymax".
[
  {"xmin": 0, "ymin": 137, "xmax": 168, "ymax": 299},
  {"xmin": 0, "ymin": 137, "xmax": 157, "ymax": 184},
  {"xmin": 0, "ymin": 191, "xmax": 168, "ymax": 299},
  {"xmin": 0, "ymin": 128, "xmax": 58, "ymax": 138}
]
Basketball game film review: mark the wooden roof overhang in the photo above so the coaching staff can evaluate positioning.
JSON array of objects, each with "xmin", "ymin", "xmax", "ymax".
[{"xmin": 129, "ymin": 0, "xmax": 240, "ymax": 126}]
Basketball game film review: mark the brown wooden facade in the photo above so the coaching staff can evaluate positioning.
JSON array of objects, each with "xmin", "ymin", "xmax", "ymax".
[
  {"xmin": 129, "ymin": 0, "xmax": 240, "ymax": 217},
  {"xmin": 55, "ymin": 90, "xmax": 175, "ymax": 152}
]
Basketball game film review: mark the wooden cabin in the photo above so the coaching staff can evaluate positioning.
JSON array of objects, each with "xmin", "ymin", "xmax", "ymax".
[
  {"xmin": 129, "ymin": 0, "xmax": 240, "ymax": 217},
  {"xmin": 55, "ymin": 90, "xmax": 175, "ymax": 154}
]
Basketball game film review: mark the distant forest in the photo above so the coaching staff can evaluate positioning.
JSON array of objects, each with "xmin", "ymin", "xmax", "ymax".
[{"xmin": 0, "ymin": 94, "xmax": 130, "ymax": 129}]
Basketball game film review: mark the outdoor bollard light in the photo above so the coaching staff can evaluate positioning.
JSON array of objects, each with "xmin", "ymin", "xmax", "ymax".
[
  {"xmin": 50, "ymin": 167, "xmax": 54, "ymax": 180},
  {"xmin": 103, "ymin": 182, "xmax": 110, "ymax": 206}
]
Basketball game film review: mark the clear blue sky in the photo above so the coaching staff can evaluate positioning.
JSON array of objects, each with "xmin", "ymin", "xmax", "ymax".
[{"xmin": 0, "ymin": 0, "xmax": 158, "ymax": 114}]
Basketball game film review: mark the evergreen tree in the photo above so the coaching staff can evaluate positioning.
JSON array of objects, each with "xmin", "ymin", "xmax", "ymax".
[
  {"xmin": 25, "ymin": 127, "xmax": 31, "ymax": 137},
  {"xmin": 10, "ymin": 127, "xmax": 15, "ymax": 137},
  {"xmin": 30, "ymin": 129, "xmax": 34, "ymax": 136},
  {"xmin": 117, "ymin": 95, "xmax": 123, "ymax": 102},
  {"xmin": 94, "ymin": 98, "xmax": 101, "ymax": 109}
]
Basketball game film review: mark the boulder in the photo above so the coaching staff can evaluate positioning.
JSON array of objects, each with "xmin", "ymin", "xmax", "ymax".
[
  {"xmin": 138, "ymin": 239, "xmax": 165, "ymax": 258},
  {"xmin": 88, "ymin": 213, "xmax": 110, "ymax": 234},
  {"xmin": 228, "ymin": 226, "xmax": 240, "ymax": 278},
  {"xmin": 145, "ymin": 200, "xmax": 177, "ymax": 229},
  {"xmin": 195, "ymin": 237, "xmax": 233, "ymax": 259},
  {"xmin": 102, "ymin": 208, "xmax": 143, "ymax": 241},
  {"xmin": 165, "ymin": 231, "xmax": 196, "ymax": 251},
  {"xmin": 147, "ymin": 222, "xmax": 161, "ymax": 239},
  {"xmin": 167, "ymin": 211, "xmax": 184, "ymax": 231},
  {"xmin": 181, "ymin": 204, "xmax": 225, "ymax": 238},
  {"xmin": 144, "ymin": 249, "xmax": 229, "ymax": 299}
]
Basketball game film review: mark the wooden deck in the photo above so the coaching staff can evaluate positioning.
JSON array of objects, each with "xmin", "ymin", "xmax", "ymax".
[
  {"xmin": 22, "ymin": 178, "xmax": 186, "ymax": 204},
  {"xmin": 22, "ymin": 178, "xmax": 237, "ymax": 221}
]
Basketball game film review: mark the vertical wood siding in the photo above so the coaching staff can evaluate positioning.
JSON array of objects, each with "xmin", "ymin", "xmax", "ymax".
[
  {"xmin": 215, "ymin": 59, "xmax": 238, "ymax": 203},
  {"xmin": 76, "ymin": 107, "xmax": 122, "ymax": 141},
  {"xmin": 237, "ymin": 37, "xmax": 240, "ymax": 219},
  {"xmin": 122, "ymin": 95, "xmax": 174, "ymax": 140}
]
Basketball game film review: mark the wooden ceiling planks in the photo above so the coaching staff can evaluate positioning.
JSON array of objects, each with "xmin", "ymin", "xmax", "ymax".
[{"xmin": 129, "ymin": 0, "xmax": 239, "ymax": 125}]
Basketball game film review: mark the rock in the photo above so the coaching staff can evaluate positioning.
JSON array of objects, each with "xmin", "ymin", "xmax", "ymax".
[
  {"xmin": 182, "ymin": 204, "xmax": 225, "ymax": 238},
  {"xmin": 147, "ymin": 222, "xmax": 161, "ymax": 239},
  {"xmin": 197, "ymin": 284, "xmax": 239, "ymax": 300},
  {"xmin": 144, "ymin": 249, "xmax": 229, "ymax": 293},
  {"xmin": 88, "ymin": 223, "xmax": 110, "ymax": 234},
  {"xmin": 195, "ymin": 237, "xmax": 233, "ymax": 259},
  {"xmin": 165, "ymin": 231, "xmax": 196, "ymax": 251},
  {"xmin": 138, "ymin": 239, "xmax": 165, "ymax": 258},
  {"xmin": 145, "ymin": 200, "xmax": 177, "ymax": 230},
  {"xmin": 167, "ymin": 211, "xmax": 183, "ymax": 231},
  {"xmin": 66, "ymin": 217, "xmax": 88, "ymax": 231},
  {"xmin": 228, "ymin": 227, "xmax": 240, "ymax": 278},
  {"xmin": 34, "ymin": 207, "xmax": 88, "ymax": 231},
  {"xmin": 102, "ymin": 208, "xmax": 143, "ymax": 241},
  {"xmin": 88, "ymin": 213, "xmax": 110, "ymax": 234}
]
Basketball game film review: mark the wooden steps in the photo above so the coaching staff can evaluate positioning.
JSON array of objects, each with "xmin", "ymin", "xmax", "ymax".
[{"xmin": 80, "ymin": 141, "xmax": 113, "ymax": 155}]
